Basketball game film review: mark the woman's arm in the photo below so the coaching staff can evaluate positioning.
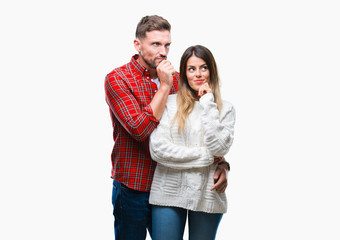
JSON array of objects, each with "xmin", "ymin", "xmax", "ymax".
[
  {"xmin": 199, "ymin": 93, "xmax": 236, "ymax": 156},
  {"xmin": 149, "ymin": 106, "xmax": 214, "ymax": 170}
]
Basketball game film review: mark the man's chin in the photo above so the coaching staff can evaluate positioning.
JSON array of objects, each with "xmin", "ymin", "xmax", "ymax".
[
  {"xmin": 148, "ymin": 63, "xmax": 157, "ymax": 69},
  {"xmin": 150, "ymin": 61, "xmax": 160, "ymax": 69},
  {"xmin": 153, "ymin": 59, "xmax": 164, "ymax": 68}
]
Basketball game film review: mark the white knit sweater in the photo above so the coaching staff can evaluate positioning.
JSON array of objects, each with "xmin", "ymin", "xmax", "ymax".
[{"xmin": 149, "ymin": 93, "xmax": 236, "ymax": 213}]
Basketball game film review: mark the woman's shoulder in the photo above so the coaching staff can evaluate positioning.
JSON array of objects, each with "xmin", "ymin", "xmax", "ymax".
[
  {"xmin": 168, "ymin": 93, "xmax": 177, "ymax": 101},
  {"xmin": 221, "ymin": 99, "xmax": 235, "ymax": 115},
  {"xmin": 222, "ymin": 99, "xmax": 234, "ymax": 109},
  {"xmin": 166, "ymin": 94, "xmax": 178, "ymax": 106},
  {"xmin": 163, "ymin": 94, "xmax": 178, "ymax": 116}
]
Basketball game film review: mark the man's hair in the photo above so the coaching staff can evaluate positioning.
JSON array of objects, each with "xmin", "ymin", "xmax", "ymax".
[{"xmin": 135, "ymin": 15, "xmax": 171, "ymax": 39}]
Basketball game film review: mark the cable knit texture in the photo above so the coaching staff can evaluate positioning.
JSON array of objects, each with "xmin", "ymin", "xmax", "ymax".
[{"xmin": 149, "ymin": 93, "xmax": 235, "ymax": 213}]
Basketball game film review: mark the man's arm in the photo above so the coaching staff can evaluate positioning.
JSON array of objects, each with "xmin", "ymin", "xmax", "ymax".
[
  {"xmin": 105, "ymin": 74, "xmax": 159, "ymax": 142},
  {"xmin": 211, "ymin": 160, "xmax": 230, "ymax": 193},
  {"xmin": 105, "ymin": 60, "xmax": 175, "ymax": 142},
  {"xmin": 149, "ymin": 60, "xmax": 175, "ymax": 120}
]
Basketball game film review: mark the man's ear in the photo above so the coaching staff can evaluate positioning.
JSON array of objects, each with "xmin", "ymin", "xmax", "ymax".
[{"xmin": 134, "ymin": 39, "xmax": 141, "ymax": 52}]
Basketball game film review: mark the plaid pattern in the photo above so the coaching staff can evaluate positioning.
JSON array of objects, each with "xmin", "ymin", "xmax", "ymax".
[{"xmin": 105, "ymin": 55, "xmax": 179, "ymax": 192}]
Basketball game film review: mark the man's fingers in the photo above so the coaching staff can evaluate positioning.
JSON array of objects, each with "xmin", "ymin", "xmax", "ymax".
[
  {"xmin": 211, "ymin": 176, "xmax": 226, "ymax": 189},
  {"xmin": 211, "ymin": 165, "xmax": 228, "ymax": 193},
  {"xmin": 213, "ymin": 167, "xmax": 222, "ymax": 180},
  {"xmin": 159, "ymin": 61, "xmax": 175, "ymax": 75},
  {"xmin": 211, "ymin": 179, "xmax": 228, "ymax": 193}
]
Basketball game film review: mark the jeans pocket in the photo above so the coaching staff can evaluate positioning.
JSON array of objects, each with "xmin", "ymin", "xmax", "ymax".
[
  {"xmin": 112, "ymin": 182, "xmax": 119, "ymax": 207},
  {"xmin": 120, "ymin": 186, "xmax": 150, "ymax": 224}
]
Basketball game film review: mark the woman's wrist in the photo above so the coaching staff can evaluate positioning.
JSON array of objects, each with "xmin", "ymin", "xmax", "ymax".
[{"xmin": 218, "ymin": 161, "xmax": 230, "ymax": 171}]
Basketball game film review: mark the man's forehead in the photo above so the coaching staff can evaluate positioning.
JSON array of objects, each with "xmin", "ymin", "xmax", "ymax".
[{"xmin": 144, "ymin": 30, "xmax": 171, "ymax": 42}]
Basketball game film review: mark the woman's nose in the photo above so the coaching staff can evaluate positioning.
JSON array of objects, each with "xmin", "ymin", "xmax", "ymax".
[{"xmin": 195, "ymin": 69, "xmax": 202, "ymax": 76}]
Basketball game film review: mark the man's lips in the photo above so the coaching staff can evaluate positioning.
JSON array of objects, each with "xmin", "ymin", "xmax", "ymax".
[{"xmin": 156, "ymin": 56, "xmax": 167, "ymax": 61}]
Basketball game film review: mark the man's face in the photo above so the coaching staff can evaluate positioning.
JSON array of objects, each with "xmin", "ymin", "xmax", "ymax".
[{"xmin": 134, "ymin": 30, "xmax": 171, "ymax": 69}]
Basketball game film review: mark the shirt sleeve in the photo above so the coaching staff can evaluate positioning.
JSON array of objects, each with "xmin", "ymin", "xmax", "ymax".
[
  {"xmin": 105, "ymin": 73, "xmax": 158, "ymax": 142},
  {"xmin": 149, "ymin": 104, "xmax": 214, "ymax": 170},
  {"xmin": 199, "ymin": 93, "xmax": 236, "ymax": 157}
]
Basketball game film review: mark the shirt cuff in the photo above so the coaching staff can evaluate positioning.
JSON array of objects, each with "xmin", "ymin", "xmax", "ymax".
[{"xmin": 144, "ymin": 105, "xmax": 159, "ymax": 123}]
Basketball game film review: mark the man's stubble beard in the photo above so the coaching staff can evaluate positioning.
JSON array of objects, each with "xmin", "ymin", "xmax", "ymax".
[{"xmin": 140, "ymin": 51, "xmax": 166, "ymax": 69}]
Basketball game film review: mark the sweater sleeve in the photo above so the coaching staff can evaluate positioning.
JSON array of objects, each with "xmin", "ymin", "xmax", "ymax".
[
  {"xmin": 149, "ymin": 104, "xmax": 214, "ymax": 170},
  {"xmin": 199, "ymin": 93, "xmax": 236, "ymax": 157}
]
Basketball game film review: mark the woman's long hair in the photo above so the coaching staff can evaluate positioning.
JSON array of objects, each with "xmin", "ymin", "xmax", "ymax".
[{"xmin": 173, "ymin": 45, "xmax": 223, "ymax": 133}]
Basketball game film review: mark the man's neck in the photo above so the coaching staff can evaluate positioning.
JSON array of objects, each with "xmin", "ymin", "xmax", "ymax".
[
  {"xmin": 149, "ymin": 69, "xmax": 157, "ymax": 79},
  {"xmin": 136, "ymin": 57, "xmax": 158, "ymax": 79}
]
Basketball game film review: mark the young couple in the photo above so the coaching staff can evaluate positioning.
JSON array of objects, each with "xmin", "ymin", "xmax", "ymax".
[{"xmin": 105, "ymin": 15, "xmax": 235, "ymax": 240}]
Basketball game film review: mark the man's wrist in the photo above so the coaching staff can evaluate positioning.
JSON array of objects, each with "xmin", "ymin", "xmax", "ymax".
[
  {"xmin": 218, "ymin": 161, "xmax": 230, "ymax": 171},
  {"xmin": 158, "ymin": 83, "xmax": 171, "ymax": 92}
]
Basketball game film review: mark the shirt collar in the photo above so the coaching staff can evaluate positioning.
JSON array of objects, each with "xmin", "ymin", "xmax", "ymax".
[{"xmin": 131, "ymin": 54, "xmax": 149, "ymax": 75}]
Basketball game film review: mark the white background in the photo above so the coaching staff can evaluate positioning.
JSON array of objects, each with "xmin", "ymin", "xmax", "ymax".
[{"xmin": 1, "ymin": 0, "xmax": 339, "ymax": 239}]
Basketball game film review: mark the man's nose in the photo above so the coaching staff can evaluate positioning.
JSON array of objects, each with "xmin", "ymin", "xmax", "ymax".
[{"xmin": 159, "ymin": 46, "xmax": 168, "ymax": 56}]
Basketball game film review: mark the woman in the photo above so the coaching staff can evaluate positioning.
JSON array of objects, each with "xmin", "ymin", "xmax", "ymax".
[{"xmin": 149, "ymin": 45, "xmax": 236, "ymax": 240}]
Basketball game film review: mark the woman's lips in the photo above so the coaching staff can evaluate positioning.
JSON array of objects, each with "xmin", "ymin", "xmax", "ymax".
[{"xmin": 194, "ymin": 79, "xmax": 205, "ymax": 84}]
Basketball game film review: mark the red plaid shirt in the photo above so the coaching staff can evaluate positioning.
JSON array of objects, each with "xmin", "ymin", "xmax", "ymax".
[{"xmin": 105, "ymin": 55, "xmax": 179, "ymax": 192}]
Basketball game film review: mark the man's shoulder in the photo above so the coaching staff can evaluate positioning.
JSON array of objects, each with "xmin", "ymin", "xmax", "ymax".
[
  {"xmin": 105, "ymin": 61, "xmax": 138, "ymax": 88},
  {"xmin": 106, "ymin": 63, "xmax": 130, "ymax": 78},
  {"xmin": 106, "ymin": 55, "xmax": 141, "ymax": 79}
]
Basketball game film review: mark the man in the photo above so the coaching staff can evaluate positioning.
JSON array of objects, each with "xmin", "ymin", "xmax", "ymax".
[{"xmin": 105, "ymin": 15, "xmax": 229, "ymax": 240}]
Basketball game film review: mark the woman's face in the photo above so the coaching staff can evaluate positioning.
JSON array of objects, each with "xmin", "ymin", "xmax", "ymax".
[{"xmin": 186, "ymin": 55, "xmax": 210, "ymax": 92}]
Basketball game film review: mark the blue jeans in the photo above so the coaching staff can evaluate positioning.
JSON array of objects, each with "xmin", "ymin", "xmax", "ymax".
[
  {"xmin": 112, "ymin": 180, "xmax": 152, "ymax": 240},
  {"xmin": 151, "ymin": 205, "xmax": 223, "ymax": 240}
]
